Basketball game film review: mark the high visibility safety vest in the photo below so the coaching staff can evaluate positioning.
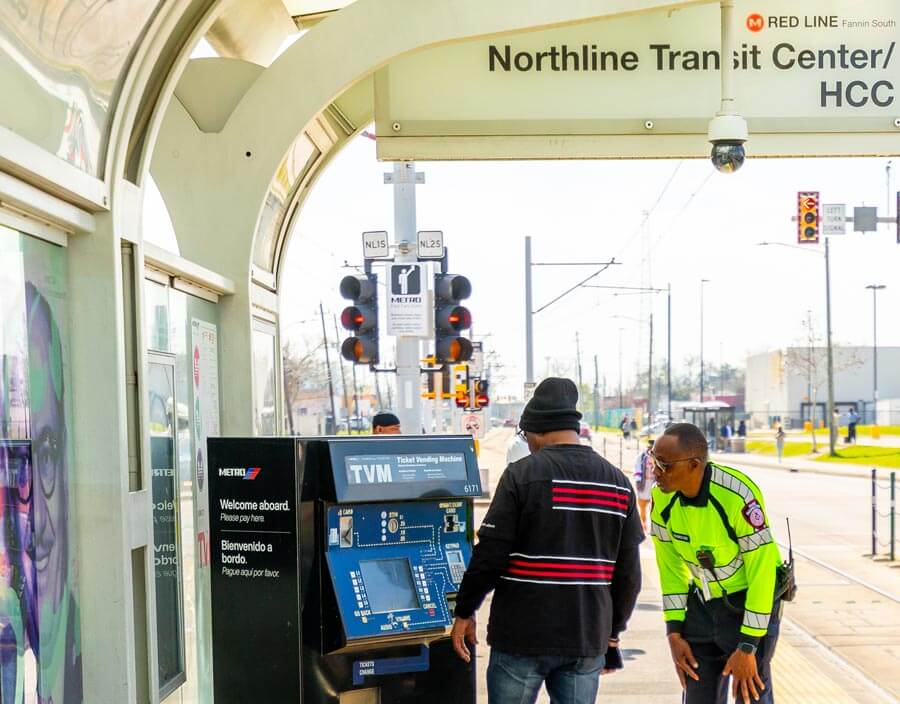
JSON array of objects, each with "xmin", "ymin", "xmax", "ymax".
[{"xmin": 650, "ymin": 463, "xmax": 782, "ymax": 640}]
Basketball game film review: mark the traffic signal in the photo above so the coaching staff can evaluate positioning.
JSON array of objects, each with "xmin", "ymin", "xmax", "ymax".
[
  {"xmin": 339, "ymin": 273, "xmax": 379, "ymax": 364},
  {"xmin": 797, "ymin": 191, "xmax": 820, "ymax": 244},
  {"xmin": 434, "ymin": 273, "xmax": 473, "ymax": 363},
  {"xmin": 455, "ymin": 392, "xmax": 468, "ymax": 408},
  {"xmin": 474, "ymin": 379, "xmax": 490, "ymax": 408}
]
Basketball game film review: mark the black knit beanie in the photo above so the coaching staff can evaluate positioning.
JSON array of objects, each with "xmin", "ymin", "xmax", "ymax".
[{"xmin": 519, "ymin": 377, "xmax": 582, "ymax": 433}]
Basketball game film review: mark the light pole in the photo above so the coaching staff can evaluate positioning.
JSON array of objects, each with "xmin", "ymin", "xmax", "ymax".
[
  {"xmin": 866, "ymin": 284, "xmax": 886, "ymax": 424},
  {"xmin": 700, "ymin": 279, "xmax": 710, "ymax": 402},
  {"xmin": 758, "ymin": 241, "xmax": 837, "ymax": 456}
]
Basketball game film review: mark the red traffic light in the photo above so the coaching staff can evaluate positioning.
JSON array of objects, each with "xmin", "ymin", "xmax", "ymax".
[
  {"xmin": 446, "ymin": 306, "xmax": 472, "ymax": 330},
  {"xmin": 476, "ymin": 394, "xmax": 489, "ymax": 408},
  {"xmin": 341, "ymin": 306, "xmax": 365, "ymax": 330},
  {"xmin": 455, "ymin": 394, "xmax": 468, "ymax": 408}
]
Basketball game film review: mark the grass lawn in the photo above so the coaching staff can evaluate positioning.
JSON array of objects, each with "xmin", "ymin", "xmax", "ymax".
[
  {"xmin": 807, "ymin": 425, "xmax": 900, "ymax": 438},
  {"xmin": 746, "ymin": 440, "xmax": 900, "ymax": 468}
]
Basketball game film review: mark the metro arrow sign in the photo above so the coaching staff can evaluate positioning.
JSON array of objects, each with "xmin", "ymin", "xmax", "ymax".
[{"xmin": 801, "ymin": 197, "xmax": 816, "ymax": 209}]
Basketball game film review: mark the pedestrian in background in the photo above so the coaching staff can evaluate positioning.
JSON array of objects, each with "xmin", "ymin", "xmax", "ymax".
[
  {"xmin": 621, "ymin": 415, "xmax": 631, "ymax": 440},
  {"xmin": 847, "ymin": 407, "xmax": 860, "ymax": 444},
  {"xmin": 634, "ymin": 437, "xmax": 656, "ymax": 531},
  {"xmin": 707, "ymin": 417, "xmax": 717, "ymax": 452},
  {"xmin": 775, "ymin": 425, "xmax": 785, "ymax": 463},
  {"xmin": 737, "ymin": 420, "xmax": 747, "ymax": 438}
]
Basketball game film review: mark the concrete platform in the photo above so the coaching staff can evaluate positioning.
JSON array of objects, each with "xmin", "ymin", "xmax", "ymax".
[{"xmin": 471, "ymin": 429, "xmax": 900, "ymax": 703}]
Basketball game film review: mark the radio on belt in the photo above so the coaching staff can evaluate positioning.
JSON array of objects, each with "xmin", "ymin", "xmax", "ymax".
[{"xmin": 207, "ymin": 435, "xmax": 481, "ymax": 704}]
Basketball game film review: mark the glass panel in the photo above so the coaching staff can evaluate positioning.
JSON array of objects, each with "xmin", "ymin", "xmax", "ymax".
[
  {"xmin": 0, "ymin": 227, "xmax": 82, "ymax": 701},
  {"xmin": 145, "ymin": 279, "xmax": 170, "ymax": 352},
  {"xmin": 0, "ymin": 1, "xmax": 163, "ymax": 175},
  {"xmin": 252, "ymin": 326, "xmax": 277, "ymax": 435},
  {"xmin": 148, "ymin": 359, "xmax": 185, "ymax": 691}
]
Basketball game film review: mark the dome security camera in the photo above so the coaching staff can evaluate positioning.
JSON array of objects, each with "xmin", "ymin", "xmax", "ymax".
[{"xmin": 707, "ymin": 114, "xmax": 749, "ymax": 174}]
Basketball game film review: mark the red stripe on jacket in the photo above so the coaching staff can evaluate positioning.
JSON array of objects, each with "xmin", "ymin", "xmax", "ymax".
[
  {"xmin": 509, "ymin": 559, "xmax": 613, "ymax": 572},
  {"xmin": 507, "ymin": 567, "xmax": 613, "ymax": 579}
]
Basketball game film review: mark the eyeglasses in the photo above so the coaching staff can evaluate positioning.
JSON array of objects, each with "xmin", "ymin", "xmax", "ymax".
[
  {"xmin": 648, "ymin": 450, "xmax": 700, "ymax": 474},
  {"xmin": 516, "ymin": 428, "xmax": 526, "ymax": 441}
]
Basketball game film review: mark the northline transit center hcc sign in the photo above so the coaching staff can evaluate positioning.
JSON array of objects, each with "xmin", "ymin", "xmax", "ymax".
[{"xmin": 375, "ymin": 1, "xmax": 900, "ymax": 160}]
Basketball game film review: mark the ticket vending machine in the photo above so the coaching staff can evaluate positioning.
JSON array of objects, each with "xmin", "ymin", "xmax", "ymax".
[{"xmin": 207, "ymin": 435, "xmax": 481, "ymax": 704}]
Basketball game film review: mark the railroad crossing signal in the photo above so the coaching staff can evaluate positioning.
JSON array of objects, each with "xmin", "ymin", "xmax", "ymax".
[
  {"xmin": 797, "ymin": 191, "xmax": 820, "ymax": 244},
  {"xmin": 434, "ymin": 273, "xmax": 473, "ymax": 363},
  {"xmin": 339, "ymin": 273, "xmax": 379, "ymax": 364}
]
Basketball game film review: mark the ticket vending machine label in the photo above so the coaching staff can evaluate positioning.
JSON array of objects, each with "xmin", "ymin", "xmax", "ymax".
[{"xmin": 325, "ymin": 500, "xmax": 472, "ymax": 640}]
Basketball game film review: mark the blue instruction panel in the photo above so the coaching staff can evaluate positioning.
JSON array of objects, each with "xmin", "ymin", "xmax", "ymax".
[{"xmin": 325, "ymin": 500, "xmax": 472, "ymax": 641}]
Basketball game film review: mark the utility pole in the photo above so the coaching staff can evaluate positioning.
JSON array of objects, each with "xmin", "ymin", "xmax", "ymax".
[
  {"xmin": 866, "ymin": 284, "xmax": 886, "ymax": 424},
  {"xmin": 825, "ymin": 238, "xmax": 837, "ymax": 456},
  {"xmin": 333, "ymin": 315, "xmax": 352, "ymax": 431},
  {"xmin": 525, "ymin": 236, "xmax": 534, "ymax": 385},
  {"xmin": 805, "ymin": 309, "xmax": 818, "ymax": 453},
  {"xmin": 667, "ymin": 283, "xmax": 672, "ymax": 419},
  {"xmin": 618, "ymin": 328, "xmax": 624, "ymax": 408},
  {"xmin": 593, "ymin": 355, "xmax": 601, "ymax": 428},
  {"xmin": 386, "ymin": 162, "xmax": 424, "ymax": 434},
  {"xmin": 648, "ymin": 313, "xmax": 654, "ymax": 421},
  {"xmin": 319, "ymin": 302, "xmax": 338, "ymax": 434},
  {"xmin": 575, "ymin": 332, "xmax": 583, "ymax": 394},
  {"xmin": 700, "ymin": 279, "xmax": 710, "ymax": 402}
]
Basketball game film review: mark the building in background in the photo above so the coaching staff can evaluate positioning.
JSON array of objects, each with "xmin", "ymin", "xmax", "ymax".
[{"xmin": 745, "ymin": 347, "xmax": 900, "ymax": 428}]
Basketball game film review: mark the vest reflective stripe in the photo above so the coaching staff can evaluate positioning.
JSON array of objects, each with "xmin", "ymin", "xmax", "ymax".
[
  {"xmin": 710, "ymin": 466, "xmax": 754, "ymax": 502},
  {"xmin": 662, "ymin": 593, "xmax": 689, "ymax": 611},
  {"xmin": 688, "ymin": 554, "xmax": 744, "ymax": 583},
  {"xmin": 743, "ymin": 610, "xmax": 771, "ymax": 630},
  {"xmin": 650, "ymin": 522, "xmax": 671, "ymax": 542},
  {"xmin": 738, "ymin": 527, "xmax": 773, "ymax": 553}
]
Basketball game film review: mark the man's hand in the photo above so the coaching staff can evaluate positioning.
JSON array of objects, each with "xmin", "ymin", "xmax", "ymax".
[
  {"xmin": 667, "ymin": 633, "xmax": 700, "ymax": 689},
  {"xmin": 450, "ymin": 616, "xmax": 478, "ymax": 663},
  {"xmin": 723, "ymin": 649, "xmax": 765, "ymax": 703},
  {"xmin": 602, "ymin": 638, "xmax": 623, "ymax": 674}
]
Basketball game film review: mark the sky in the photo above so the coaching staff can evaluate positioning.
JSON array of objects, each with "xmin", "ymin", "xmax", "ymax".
[{"xmin": 279, "ymin": 134, "xmax": 900, "ymax": 400}]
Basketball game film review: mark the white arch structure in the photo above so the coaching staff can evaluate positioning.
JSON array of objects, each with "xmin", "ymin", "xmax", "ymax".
[{"xmin": 5, "ymin": 1, "xmax": 719, "ymax": 700}]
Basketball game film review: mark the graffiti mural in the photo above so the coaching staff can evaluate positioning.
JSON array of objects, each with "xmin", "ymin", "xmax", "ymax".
[{"xmin": 0, "ymin": 231, "xmax": 81, "ymax": 703}]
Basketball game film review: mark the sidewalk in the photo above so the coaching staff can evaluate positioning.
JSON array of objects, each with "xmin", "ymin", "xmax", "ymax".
[{"xmin": 710, "ymin": 449, "xmax": 882, "ymax": 480}]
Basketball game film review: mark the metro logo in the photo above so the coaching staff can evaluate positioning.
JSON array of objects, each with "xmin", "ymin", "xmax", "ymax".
[
  {"xmin": 218, "ymin": 467, "xmax": 262, "ymax": 479},
  {"xmin": 746, "ymin": 13, "xmax": 764, "ymax": 32}
]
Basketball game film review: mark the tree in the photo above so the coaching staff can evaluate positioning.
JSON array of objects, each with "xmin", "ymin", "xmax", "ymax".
[
  {"xmin": 788, "ymin": 314, "xmax": 863, "ymax": 453},
  {"xmin": 282, "ymin": 338, "xmax": 329, "ymax": 433}
]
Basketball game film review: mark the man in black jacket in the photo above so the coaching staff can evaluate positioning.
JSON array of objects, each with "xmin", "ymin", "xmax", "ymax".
[{"xmin": 451, "ymin": 377, "xmax": 643, "ymax": 704}]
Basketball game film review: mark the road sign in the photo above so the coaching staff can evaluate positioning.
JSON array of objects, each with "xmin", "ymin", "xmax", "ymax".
[
  {"xmin": 362, "ymin": 231, "xmax": 389, "ymax": 259},
  {"xmin": 523, "ymin": 382, "xmax": 536, "ymax": 402},
  {"xmin": 469, "ymin": 341, "xmax": 484, "ymax": 375},
  {"xmin": 417, "ymin": 230, "xmax": 444, "ymax": 259},
  {"xmin": 387, "ymin": 263, "xmax": 429, "ymax": 336},
  {"xmin": 461, "ymin": 412, "xmax": 485, "ymax": 439},
  {"xmin": 854, "ymin": 206, "xmax": 878, "ymax": 232},
  {"xmin": 453, "ymin": 364, "xmax": 468, "ymax": 393},
  {"xmin": 376, "ymin": 0, "xmax": 900, "ymax": 161},
  {"xmin": 821, "ymin": 204, "xmax": 846, "ymax": 236}
]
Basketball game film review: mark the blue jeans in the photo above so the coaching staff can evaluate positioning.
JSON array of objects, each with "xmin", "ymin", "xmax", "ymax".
[
  {"xmin": 487, "ymin": 648, "xmax": 604, "ymax": 704},
  {"xmin": 682, "ymin": 590, "xmax": 781, "ymax": 704}
]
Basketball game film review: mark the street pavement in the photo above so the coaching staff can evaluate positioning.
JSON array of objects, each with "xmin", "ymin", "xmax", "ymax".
[{"xmin": 470, "ymin": 428, "xmax": 900, "ymax": 703}]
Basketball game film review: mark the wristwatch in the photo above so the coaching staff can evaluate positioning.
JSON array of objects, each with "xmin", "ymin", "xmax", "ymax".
[{"xmin": 738, "ymin": 642, "xmax": 758, "ymax": 655}]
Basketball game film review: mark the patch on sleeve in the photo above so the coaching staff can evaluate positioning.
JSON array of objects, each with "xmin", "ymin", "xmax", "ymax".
[{"xmin": 742, "ymin": 500, "xmax": 766, "ymax": 530}]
